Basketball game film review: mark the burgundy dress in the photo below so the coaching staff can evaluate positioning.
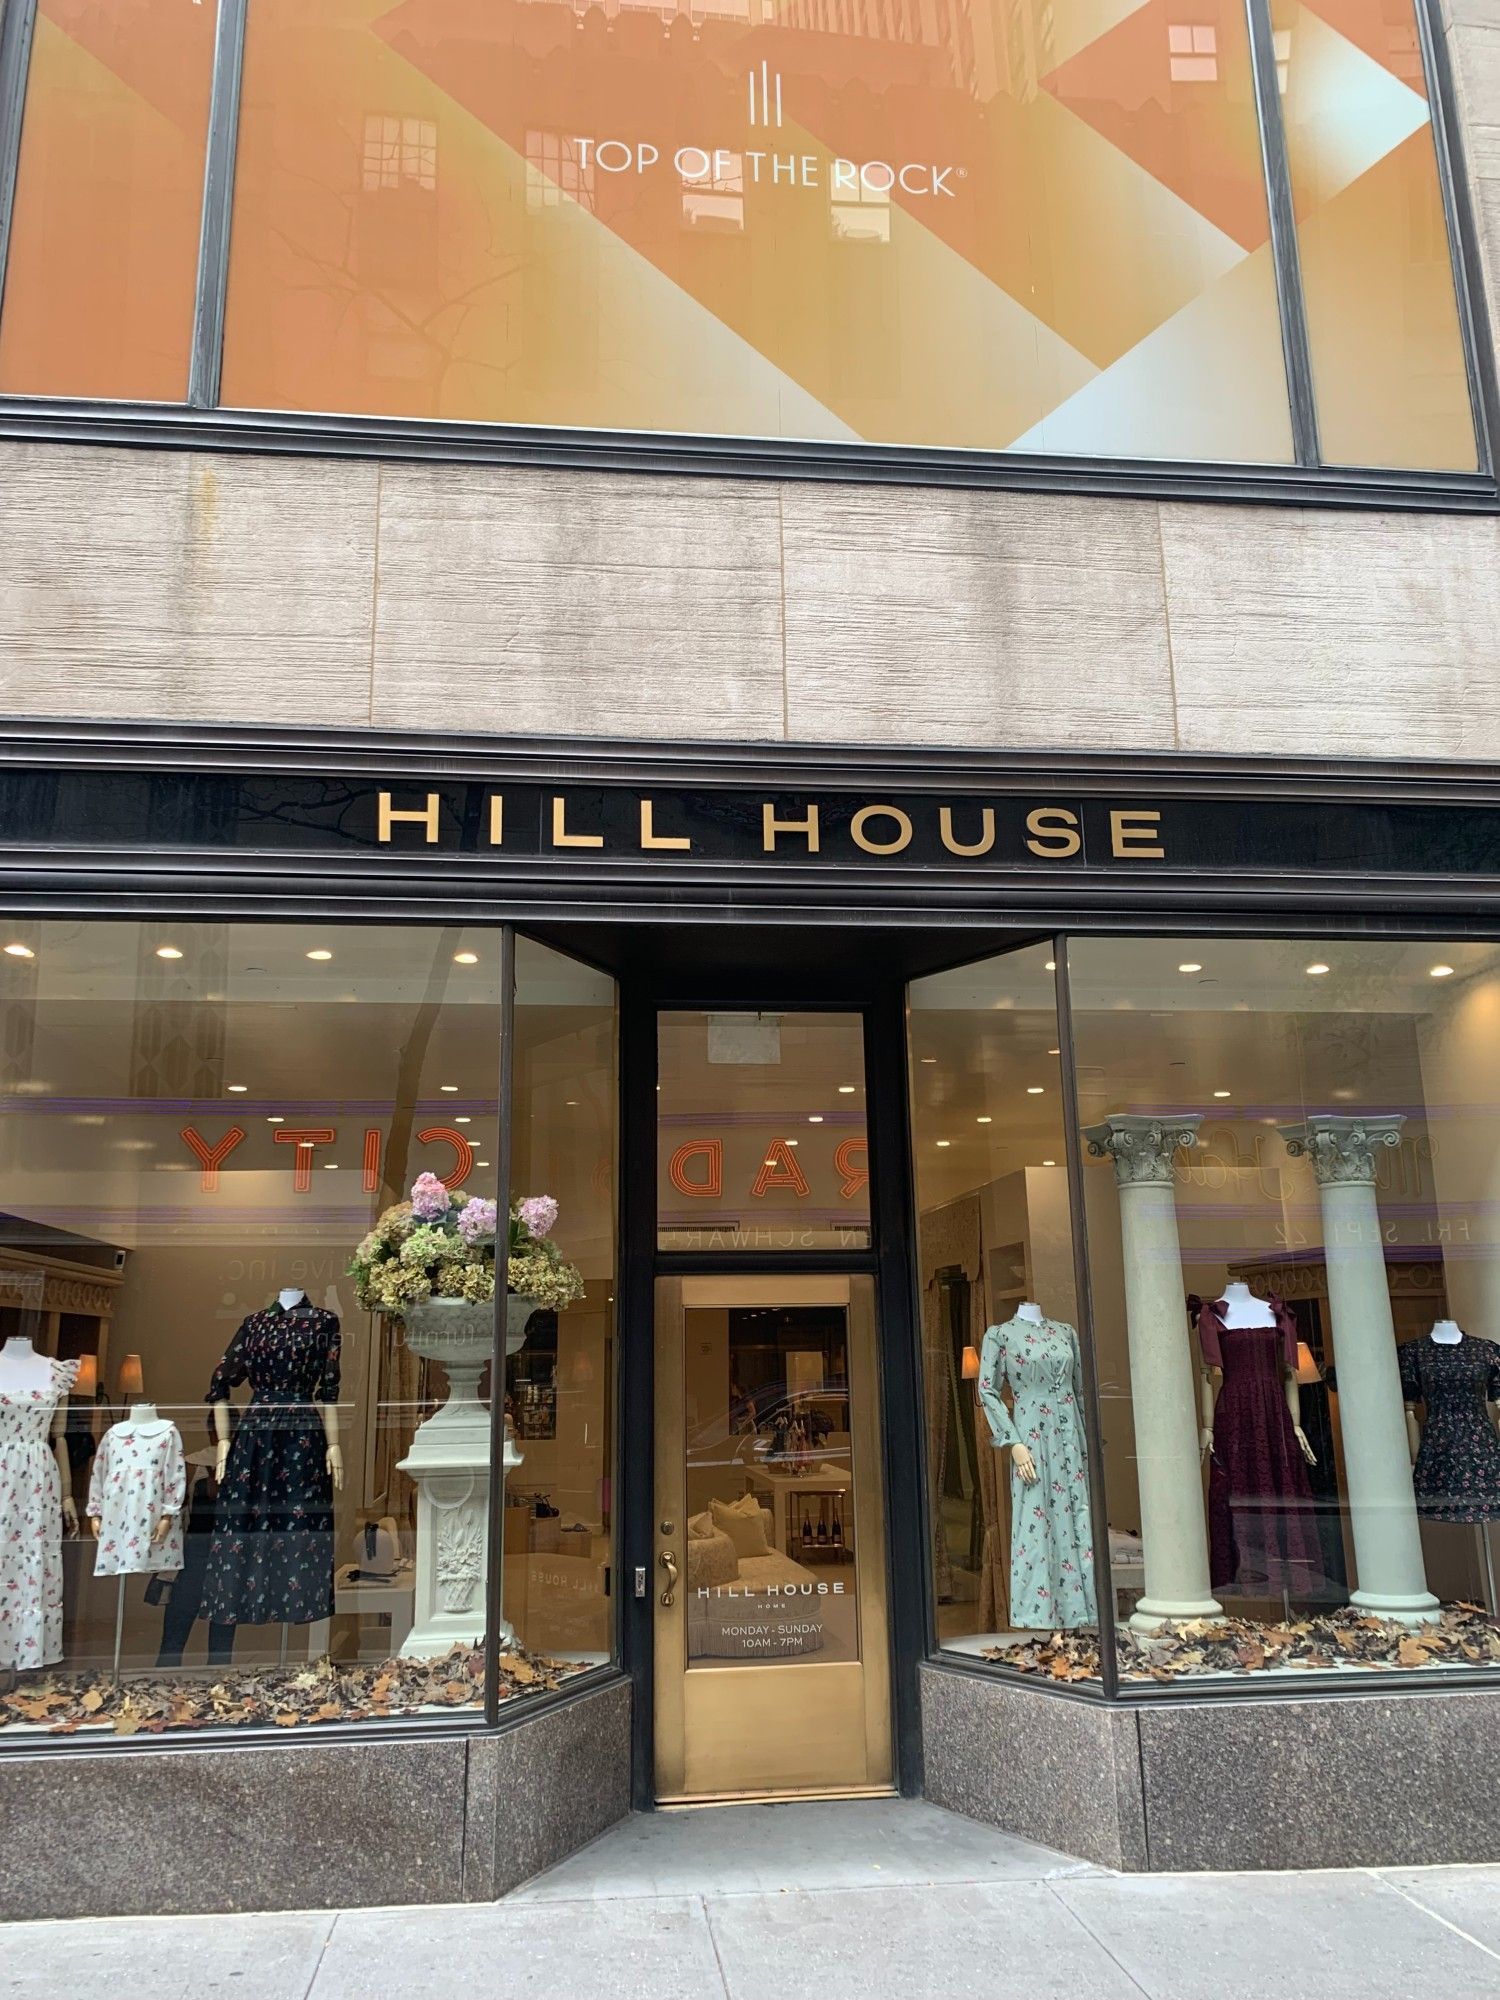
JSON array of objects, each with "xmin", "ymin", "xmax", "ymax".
[{"xmin": 1197, "ymin": 1295, "xmax": 1322, "ymax": 1598}]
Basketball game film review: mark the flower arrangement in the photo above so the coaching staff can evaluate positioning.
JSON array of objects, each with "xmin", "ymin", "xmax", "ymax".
[{"xmin": 349, "ymin": 1175, "xmax": 585, "ymax": 1316}]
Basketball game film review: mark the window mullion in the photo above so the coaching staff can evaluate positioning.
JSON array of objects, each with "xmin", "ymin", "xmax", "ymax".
[{"xmin": 189, "ymin": 0, "xmax": 251, "ymax": 410}]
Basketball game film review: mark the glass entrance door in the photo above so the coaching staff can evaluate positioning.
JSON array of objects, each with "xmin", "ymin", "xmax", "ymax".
[{"xmin": 652, "ymin": 1273, "xmax": 892, "ymax": 1800}]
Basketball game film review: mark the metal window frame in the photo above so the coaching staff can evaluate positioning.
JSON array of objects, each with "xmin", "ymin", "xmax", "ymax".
[{"xmin": 0, "ymin": 0, "xmax": 1495, "ymax": 509}]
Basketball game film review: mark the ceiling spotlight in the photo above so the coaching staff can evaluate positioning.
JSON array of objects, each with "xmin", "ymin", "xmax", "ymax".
[
  {"xmin": 1213, "ymin": 1089, "xmax": 1232, "ymax": 1099},
  {"xmin": 1306, "ymin": 963, "xmax": 1330, "ymax": 976},
  {"xmin": 454, "ymin": 1116, "xmax": 471, "ymax": 1125},
  {"xmin": 3, "ymin": 943, "xmax": 34, "ymax": 959},
  {"xmin": 226, "ymin": 1084, "xmax": 248, "ymax": 1093},
  {"xmin": 1048, "ymin": 1047, "xmax": 1060, "ymax": 1056},
  {"xmin": 156, "ymin": 946, "xmax": 184, "ymax": 961},
  {"xmin": 323, "ymin": 1162, "xmax": 339, "ymax": 1170},
  {"xmin": 936, "ymin": 1139, "xmax": 951, "ymax": 1149},
  {"xmin": 306, "ymin": 949, "xmax": 333, "ymax": 962},
  {"xmin": 808, "ymin": 1115, "xmax": 824, "ymax": 1124},
  {"xmin": 1178, "ymin": 962, "xmax": 1202, "ymax": 974},
  {"xmin": 267, "ymin": 1116, "xmax": 284, "ymax": 1124},
  {"xmin": 1042, "ymin": 1159, "xmax": 1057, "ymax": 1167},
  {"xmin": 1026, "ymin": 1086, "xmax": 1044, "ymax": 1096},
  {"xmin": 1430, "ymin": 964, "xmax": 1455, "ymax": 979},
  {"xmin": 919, "ymin": 1057, "xmax": 937, "ymax": 1065},
  {"xmin": 838, "ymin": 1084, "xmax": 857, "ymax": 1094},
  {"xmin": 976, "ymin": 1115, "xmax": 992, "ymax": 1124},
  {"xmin": 565, "ymin": 1100, "xmax": 579, "ymax": 1107},
  {"xmin": 786, "ymin": 1138, "xmax": 799, "ymax": 1147},
  {"xmin": 440, "ymin": 1084, "xmax": 459, "ymax": 1092},
  {"xmin": 477, "ymin": 1159, "xmax": 491, "ymax": 1167},
  {"xmin": 453, "ymin": 952, "xmax": 479, "ymax": 965},
  {"xmin": 1044, "ymin": 960, "xmax": 1056, "ymax": 971}
]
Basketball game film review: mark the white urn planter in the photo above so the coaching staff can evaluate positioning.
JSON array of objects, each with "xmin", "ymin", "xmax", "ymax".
[{"xmin": 395, "ymin": 1294, "xmax": 537, "ymax": 1658}]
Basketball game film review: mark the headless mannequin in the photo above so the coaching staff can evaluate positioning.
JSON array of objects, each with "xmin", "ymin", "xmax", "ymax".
[
  {"xmin": 211, "ymin": 1291, "xmax": 342, "ymax": 1493},
  {"xmin": 1405, "ymin": 1317, "xmax": 1500, "ymax": 1457},
  {"xmin": 1010, "ymin": 1301, "xmax": 1044, "ymax": 1486},
  {"xmin": 88, "ymin": 1403, "xmax": 176, "ymax": 1548},
  {"xmin": 0, "ymin": 1336, "xmax": 77, "ymax": 1532},
  {"xmin": 1200, "ymin": 1282, "xmax": 1316, "ymax": 1466}
]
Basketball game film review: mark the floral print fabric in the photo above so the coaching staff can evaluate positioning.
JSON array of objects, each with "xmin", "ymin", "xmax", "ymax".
[
  {"xmin": 202, "ymin": 1303, "xmax": 341, "ymax": 1627},
  {"xmin": 1399, "ymin": 1333, "xmax": 1500, "ymax": 1523},
  {"xmin": 0, "ymin": 1357, "xmax": 78, "ymax": 1671},
  {"xmin": 87, "ymin": 1420, "xmax": 186, "ymax": 1578},
  {"xmin": 978, "ymin": 1316, "xmax": 1096, "ymax": 1631}
]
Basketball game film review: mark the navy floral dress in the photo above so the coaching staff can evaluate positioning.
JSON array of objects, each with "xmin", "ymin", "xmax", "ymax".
[
  {"xmin": 1398, "ymin": 1333, "xmax": 1500, "ymax": 1523},
  {"xmin": 202, "ymin": 1302, "xmax": 341, "ymax": 1627}
]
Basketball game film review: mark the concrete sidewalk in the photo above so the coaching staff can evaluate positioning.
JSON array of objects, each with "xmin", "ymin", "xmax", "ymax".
[{"xmin": 5, "ymin": 1799, "xmax": 1499, "ymax": 1999}]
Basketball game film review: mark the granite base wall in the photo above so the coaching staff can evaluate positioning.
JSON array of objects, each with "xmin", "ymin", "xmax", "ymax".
[
  {"xmin": 0, "ymin": 1675, "xmax": 630, "ymax": 1921},
  {"xmin": 920, "ymin": 1661, "xmax": 1500, "ymax": 1873}
]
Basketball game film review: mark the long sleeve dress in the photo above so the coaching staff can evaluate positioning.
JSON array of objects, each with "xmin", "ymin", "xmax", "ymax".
[
  {"xmin": 977, "ymin": 1315, "xmax": 1096, "ymax": 1630},
  {"xmin": 87, "ymin": 1419, "xmax": 186, "ymax": 1577},
  {"xmin": 201, "ymin": 1302, "xmax": 341, "ymax": 1627}
]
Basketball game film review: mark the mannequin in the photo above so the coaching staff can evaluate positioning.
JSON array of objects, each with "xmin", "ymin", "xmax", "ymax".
[
  {"xmin": 1400, "ymin": 1319, "xmax": 1500, "ymax": 1608},
  {"xmin": 201, "ymin": 1291, "xmax": 342, "ymax": 1640},
  {"xmin": 87, "ymin": 1404, "xmax": 185, "ymax": 1573},
  {"xmin": 1194, "ymin": 1283, "xmax": 1321, "ymax": 1602},
  {"xmin": 977, "ymin": 1302, "xmax": 1096, "ymax": 1629},
  {"xmin": 0, "ymin": 1336, "xmax": 80, "ymax": 1676}
]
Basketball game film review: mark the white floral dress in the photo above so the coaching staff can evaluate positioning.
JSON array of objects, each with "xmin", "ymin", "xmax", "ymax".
[
  {"xmin": 87, "ymin": 1420, "xmax": 186, "ymax": 1577},
  {"xmin": 0, "ymin": 1357, "xmax": 79, "ymax": 1671},
  {"xmin": 978, "ymin": 1316, "xmax": 1096, "ymax": 1630}
]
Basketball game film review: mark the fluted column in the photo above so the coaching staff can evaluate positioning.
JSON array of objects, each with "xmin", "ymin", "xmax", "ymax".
[
  {"xmin": 1282, "ymin": 1115, "xmax": 1438, "ymax": 1622},
  {"xmin": 1084, "ymin": 1114, "xmax": 1220, "ymax": 1630}
]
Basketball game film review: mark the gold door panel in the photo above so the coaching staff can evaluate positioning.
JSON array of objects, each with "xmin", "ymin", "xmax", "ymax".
[{"xmin": 653, "ymin": 1274, "xmax": 892, "ymax": 1802}]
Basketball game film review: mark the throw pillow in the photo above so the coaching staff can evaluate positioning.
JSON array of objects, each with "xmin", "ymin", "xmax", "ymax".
[{"xmin": 711, "ymin": 1493, "xmax": 770, "ymax": 1558}]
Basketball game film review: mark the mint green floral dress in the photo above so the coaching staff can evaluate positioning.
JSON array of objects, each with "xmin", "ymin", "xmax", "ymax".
[{"xmin": 978, "ymin": 1315, "xmax": 1096, "ymax": 1630}]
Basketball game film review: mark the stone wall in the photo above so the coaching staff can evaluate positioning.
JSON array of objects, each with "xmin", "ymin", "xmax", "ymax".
[{"xmin": 1, "ymin": 444, "xmax": 1497, "ymax": 761}]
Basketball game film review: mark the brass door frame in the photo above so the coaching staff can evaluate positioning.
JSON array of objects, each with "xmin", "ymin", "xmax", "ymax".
[{"xmin": 652, "ymin": 1272, "xmax": 894, "ymax": 1802}]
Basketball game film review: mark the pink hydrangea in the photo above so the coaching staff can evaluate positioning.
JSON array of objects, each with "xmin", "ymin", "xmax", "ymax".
[
  {"xmin": 457, "ymin": 1197, "xmax": 498, "ymax": 1245},
  {"xmin": 517, "ymin": 1194, "xmax": 559, "ymax": 1239},
  {"xmin": 410, "ymin": 1171, "xmax": 451, "ymax": 1221}
]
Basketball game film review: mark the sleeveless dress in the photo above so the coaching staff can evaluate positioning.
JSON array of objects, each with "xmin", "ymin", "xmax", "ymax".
[
  {"xmin": 0, "ymin": 1356, "xmax": 80, "ymax": 1670},
  {"xmin": 1197, "ymin": 1295, "xmax": 1321, "ymax": 1597},
  {"xmin": 977, "ymin": 1315, "xmax": 1096, "ymax": 1630}
]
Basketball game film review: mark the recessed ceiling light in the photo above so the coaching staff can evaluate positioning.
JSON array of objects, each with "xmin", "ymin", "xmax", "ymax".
[
  {"xmin": 440, "ymin": 1084, "xmax": 459, "ymax": 1092},
  {"xmin": 919, "ymin": 1057, "xmax": 937, "ymax": 1065},
  {"xmin": 454, "ymin": 1116, "xmax": 471, "ymax": 1125},
  {"xmin": 306, "ymin": 949, "xmax": 333, "ymax": 962},
  {"xmin": 808, "ymin": 1115, "xmax": 824, "ymax": 1124},
  {"xmin": 1306, "ymin": 963, "xmax": 1330, "ymax": 976},
  {"xmin": 1213, "ymin": 1090, "xmax": 1232, "ymax": 1099},
  {"xmin": 453, "ymin": 952, "xmax": 479, "ymax": 965},
  {"xmin": 565, "ymin": 1100, "xmax": 579, "ymax": 1107},
  {"xmin": 935, "ymin": 1140, "xmax": 951, "ymax": 1148},
  {"xmin": 227, "ymin": 1084, "xmax": 248, "ymax": 1093},
  {"xmin": 156, "ymin": 946, "xmax": 183, "ymax": 961},
  {"xmin": 763, "ymin": 1158, "xmax": 777, "ymax": 1168},
  {"xmin": 786, "ymin": 1138, "xmax": 799, "ymax": 1147},
  {"xmin": 3, "ymin": 943, "xmax": 34, "ymax": 959},
  {"xmin": 267, "ymin": 1116, "xmax": 284, "ymax": 1124},
  {"xmin": 1042, "ymin": 1158, "xmax": 1057, "ymax": 1167},
  {"xmin": 838, "ymin": 1084, "xmax": 857, "ymax": 1094},
  {"xmin": 1026, "ymin": 1086, "xmax": 1044, "ymax": 1095},
  {"xmin": 1044, "ymin": 960, "xmax": 1056, "ymax": 971},
  {"xmin": 1048, "ymin": 1047, "xmax": 1060, "ymax": 1056},
  {"xmin": 1430, "ymin": 964, "xmax": 1454, "ymax": 979},
  {"xmin": 976, "ymin": 1116, "xmax": 992, "ymax": 1124},
  {"xmin": 477, "ymin": 1159, "xmax": 491, "ymax": 1167},
  {"xmin": 1332, "ymin": 1087, "xmax": 1356, "ymax": 1100},
  {"xmin": 1178, "ymin": 962, "xmax": 1202, "ymax": 974}
]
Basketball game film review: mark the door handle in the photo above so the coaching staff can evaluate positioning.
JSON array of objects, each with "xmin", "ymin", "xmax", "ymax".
[{"xmin": 659, "ymin": 1548, "xmax": 679, "ymax": 1607}]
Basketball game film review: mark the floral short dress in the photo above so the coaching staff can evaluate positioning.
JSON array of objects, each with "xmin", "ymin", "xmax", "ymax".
[
  {"xmin": 0, "ymin": 1356, "xmax": 79, "ymax": 1671},
  {"xmin": 1398, "ymin": 1333, "xmax": 1500, "ymax": 1523}
]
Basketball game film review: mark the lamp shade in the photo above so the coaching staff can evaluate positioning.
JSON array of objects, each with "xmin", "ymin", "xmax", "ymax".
[
  {"xmin": 72, "ymin": 1353, "xmax": 97, "ymax": 1397},
  {"xmin": 961, "ymin": 1344, "xmax": 981, "ymax": 1380},
  {"xmin": 1294, "ymin": 1340, "xmax": 1323, "ymax": 1386},
  {"xmin": 117, "ymin": 1353, "xmax": 144, "ymax": 1399}
]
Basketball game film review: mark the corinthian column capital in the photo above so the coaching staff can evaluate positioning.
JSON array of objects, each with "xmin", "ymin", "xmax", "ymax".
[
  {"xmin": 1281, "ymin": 1113, "xmax": 1404, "ymax": 1187},
  {"xmin": 1083, "ymin": 1113, "xmax": 1202, "ymax": 1187}
]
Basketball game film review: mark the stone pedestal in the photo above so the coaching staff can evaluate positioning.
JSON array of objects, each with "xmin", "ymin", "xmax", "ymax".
[
  {"xmin": 1282, "ymin": 1116, "xmax": 1439, "ymax": 1623},
  {"xmin": 396, "ymin": 1296, "xmax": 532, "ymax": 1659},
  {"xmin": 1084, "ymin": 1114, "xmax": 1221, "ymax": 1630}
]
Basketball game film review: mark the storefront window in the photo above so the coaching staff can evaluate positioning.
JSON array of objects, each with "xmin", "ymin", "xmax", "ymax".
[
  {"xmin": 1068, "ymin": 935, "xmax": 1500, "ymax": 1686},
  {"xmin": 0, "ymin": 918, "xmax": 602, "ymax": 1736},
  {"xmin": 504, "ymin": 938, "xmax": 618, "ymax": 1666},
  {"xmin": 908, "ymin": 945, "xmax": 1101, "ymax": 1675},
  {"xmin": 0, "ymin": 0, "xmax": 218, "ymax": 399}
]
